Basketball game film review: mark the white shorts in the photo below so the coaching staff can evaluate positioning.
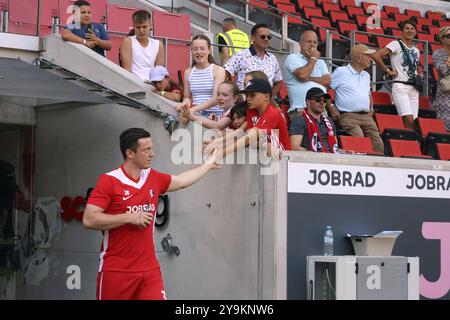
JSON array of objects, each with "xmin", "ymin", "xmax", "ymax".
[{"xmin": 391, "ymin": 83, "xmax": 419, "ymax": 118}]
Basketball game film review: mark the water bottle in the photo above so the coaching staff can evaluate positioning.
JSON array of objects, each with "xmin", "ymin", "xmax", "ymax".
[{"xmin": 324, "ymin": 226, "xmax": 334, "ymax": 256}]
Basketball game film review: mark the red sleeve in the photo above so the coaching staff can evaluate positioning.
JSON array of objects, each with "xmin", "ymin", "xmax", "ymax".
[
  {"xmin": 246, "ymin": 109, "xmax": 256, "ymax": 130},
  {"xmin": 152, "ymin": 169, "xmax": 172, "ymax": 194},
  {"xmin": 169, "ymin": 83, "xmax": 182, "ymax": 94},
  {"xmin": 87, "ymin": 174, "xmax": 112, "ymax": 209}
]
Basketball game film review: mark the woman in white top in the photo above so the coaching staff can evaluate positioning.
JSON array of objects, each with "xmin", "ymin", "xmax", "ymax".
[
  {"xmin": 177, "ymin": 35, "xmax": 226, "ymax": 119},
  {"xmin": 120, "ymin": 10, "xmax": 165, "ymax": 82},
  {"xmin": 373, "ymin": 20, "xmax": 422, "ymax": 129},
  {"xmin": 180, "ymin": 81, "xmax": 242, "ymax": 129}
]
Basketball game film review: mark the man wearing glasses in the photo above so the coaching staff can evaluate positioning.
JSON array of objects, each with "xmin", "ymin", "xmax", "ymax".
[
  {"xmin": 289, "ymin": 87, "xmax": 338, "ymax": 153},
  {"xmin": 224, "ymin": 23, "xmax": 282, "ymax": 98}
]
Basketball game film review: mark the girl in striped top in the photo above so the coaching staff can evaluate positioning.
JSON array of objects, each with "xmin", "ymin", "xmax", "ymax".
[{"xmin": 177, "ymin": 35, "xmax": 226, "ymax": 119}]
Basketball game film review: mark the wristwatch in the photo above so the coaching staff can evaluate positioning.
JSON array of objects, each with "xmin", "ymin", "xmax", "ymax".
[
  {"xmin": 83, "ymin": 39, "xmax": 87, "ymax": 45},
  {"xmin": 161, "ymin": 91, "xmax": 166, "ymax": 97}
]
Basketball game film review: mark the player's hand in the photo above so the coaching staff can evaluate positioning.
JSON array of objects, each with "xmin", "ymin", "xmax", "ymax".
[
  {"xmin": 176, "ymin": 99, "xmax": 190, "ymax": 113},
  {"xmin": 132, "ymin": 210, "xmax": 153, "ymax": 228},
  {"xmin": 204, "ymin": 148, "xmax": 221, "ymax": 169}
]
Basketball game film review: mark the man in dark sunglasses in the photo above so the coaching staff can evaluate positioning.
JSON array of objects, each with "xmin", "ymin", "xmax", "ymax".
[
  {"xmin": 223, "ymin": 23, "xmax": 283, "ymax": 98},
  {"xmin": 289, "ymin": 87, "xmax": 338, "ymax": 153}
]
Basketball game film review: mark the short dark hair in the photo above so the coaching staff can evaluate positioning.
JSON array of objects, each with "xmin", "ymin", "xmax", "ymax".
[
  {"xmin": 132, "ymin": 10, "xmax": 151, "ymax": 25},
  {"xmin": 251, "ymin": 23, "xmax": 268, "ymax": 35},
  {"xmin": 73, "ymin": 0, "xmax": 90, "ymax": 7},
  {"xmin": 119, "ymin": 128, "xmax": 151, "ymax": 160},
  {"xmin": 399, "ymin": 19, "xmax": 417, "ymax": 31},
  {"xmin": 230, "ymin": 101, "xmax": 248, "ymax": 119}
]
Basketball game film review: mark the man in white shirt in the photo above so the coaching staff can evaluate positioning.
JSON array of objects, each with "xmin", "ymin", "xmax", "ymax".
[{"xmin": 120, "ymin": 10, "xmax": 165, "ymax": 82}]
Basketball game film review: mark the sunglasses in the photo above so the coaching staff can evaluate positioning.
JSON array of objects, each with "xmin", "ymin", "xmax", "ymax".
[
  {"xmin": 309, "ymin": 97, "xmax": 326, "ymax": 103},
  {"xmin": 443, "ymin": 34, "xmax": 450, "ymax": 39},
  {"xmin": 259, "ymin": 35, "xmax": 272, "ymax": 40}
]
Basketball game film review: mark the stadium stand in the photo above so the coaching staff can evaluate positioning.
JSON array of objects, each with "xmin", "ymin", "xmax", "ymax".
[{"xmin": 338, "ymin": 135, "xmax": 384, "ymax": 155}]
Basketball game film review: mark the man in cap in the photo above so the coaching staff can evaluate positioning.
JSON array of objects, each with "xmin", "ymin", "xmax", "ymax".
[
  {"xmin": 329, "ymin": 44, "xmax": 384, "ymax": 153},
  {"xmin": 148, "ymin": 66, "xmax": 182, "ymax": 102},
  {"xmin": 209, "ymin": 78, "xmax": 291, "ymax": 160},
  {"xmin": 289, "ymin": 87, "xmax": 338, "ymax": 153}
]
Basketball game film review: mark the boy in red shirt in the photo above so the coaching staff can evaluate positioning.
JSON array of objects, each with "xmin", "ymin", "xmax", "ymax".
[
  {"xmin": 214, "ymin": 78, "xmax": 291, "ymax": 160},
  {"xmin": 84, "ymin": 128, "xmax": 219, "ymax": 300}
]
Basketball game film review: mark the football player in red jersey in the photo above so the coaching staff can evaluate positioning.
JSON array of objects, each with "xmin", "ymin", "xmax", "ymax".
[{"xmin": 83, "ymin": 128, "xmax": 219, "ymax": 300}]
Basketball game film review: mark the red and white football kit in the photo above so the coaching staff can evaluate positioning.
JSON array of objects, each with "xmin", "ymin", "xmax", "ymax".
[
  {"xmin": 87, "ymin": 165, "xmax": 172, "ymax": 300},
  {"xmin": 247, "ymin": 104, "xmax": 292, "ymax": 150}
]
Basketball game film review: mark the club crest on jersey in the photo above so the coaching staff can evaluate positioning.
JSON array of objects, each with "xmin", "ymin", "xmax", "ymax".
[
  {"xmin": 124, "ymin": 190, "xmax": 130, "ymax": 196},
  {"xmin": 150, "ymin": 189, "xmax": 154, "ymax": 198}
]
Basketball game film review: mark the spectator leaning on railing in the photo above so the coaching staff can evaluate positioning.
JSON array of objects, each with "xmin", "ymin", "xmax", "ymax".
[
  {"xmin": 148, "ymin": 66, "xmax": 182, "ymax": 103},
  {"xmin": 120, "ymin": 10, "xmax": 165, "ymax": 82},
  {"xmin": 61, "ymin": 0, "xmax": 112, "ymax": 56}
]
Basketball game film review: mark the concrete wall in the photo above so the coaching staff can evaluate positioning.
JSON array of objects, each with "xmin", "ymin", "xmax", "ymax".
[{"xmin": 10, "ymin": 102, "xmax": 278, "ymax": 299}]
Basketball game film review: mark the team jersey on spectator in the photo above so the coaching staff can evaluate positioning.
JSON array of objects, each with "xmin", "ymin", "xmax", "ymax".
[
  {"xmin": 247, "ymin": 105, "xmax": 291, "ymax": 150},
  {"xmin": 88, "ymin": 165, "xmax": 172, "ymax": 272}
]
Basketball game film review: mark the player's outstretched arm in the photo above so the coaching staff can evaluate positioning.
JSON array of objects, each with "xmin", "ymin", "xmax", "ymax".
[
  {"xmin": 167, "ymin": 149, "xmax": 220, "ymax": 192},
  {"xmin": 83, "ymin": 204, "xmax": 152, "ymax": 230}
]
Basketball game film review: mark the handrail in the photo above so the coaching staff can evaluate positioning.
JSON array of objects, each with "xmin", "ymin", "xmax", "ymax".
[{"xmin": 350, "ymin": 29, "xmax": 430, "ymax": 96}]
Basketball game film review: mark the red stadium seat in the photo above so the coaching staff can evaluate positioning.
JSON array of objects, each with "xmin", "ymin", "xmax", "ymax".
[
  {"xmin": 249, "ymin": 0, "xmax": 269, "ymax": 10},
  {"xmin": 376, "ymin": 36, "xmax": 395, "ymax": 48},
  {"xmin": 436, "ymin": 143, "xmax": 450, "ymax": 160},
  {"xmin": 416, "ymin": 118, "xmax": 448, "ymax": 137},
  {"xmin": 337, "ymin": 21, "xmax": 358, "ymax": 35},
  {"xmin": 388, "ymin": 139, "xmax": 433, "ymax": 159},
  {"xmin": 426, "ymin": 11, "xmax": 444, "ymax": 21},
  {"xmin": 372, "ymin": 92, "xmax": 392, "ymax": 106},
  {"xmin": 374, "ymin": 114, "xmax": 405, "ymax": 133},
  {"xmin": 355, "ymin": 33, "xmax": 372, "ymax": 46},
  {"xmin": 296, "ymin": 0, "xmax": 317, "ymax": 10},
  {"xmin": 39, "ymin": 0, "xmax": 58, "ymax": 36},
  {"xmin": 419, "ymin": 96, "xmax": 432, "ymax": 110},
  {"xmin": 8, "ymin": 0, "xmax": 39, "ymax": 35},
  {"xmin": 361, "ymin": 2, "xmax": 379, "ymax": 15},
  {"xmin": 276, "ymin": 3, "xmax": 297, "ymax": 15},
  {"xmin": 329, "ymin": 11, "xmax": 350, "ymax": 25},
  {"xmin": 152, "ymin": 10, "xmax": 191, "ymax": 82},
  {"xmin": 405, "ymin": 9, "xmax": 421, "ymax": 18},
  {"xmin": 381, "ymin": 19, "xmax": 400, "ymax": 31},
  {"xmin": 338, "ymin": 136, "xmax": 384, "ymax": 155},
  {"xmin": 392, "ymin": 13, "xmax": 410, "ymax": 23},
  {"xmin": 321, "ymin": 3, "xmax": 340, "ymax": 15},
  {"xmin": 303, "ymin": 7, "xmax": 323, "ymax": 20},
  {"xmin": 431, "ymin": 43, "xmax": 442, "ymax": 53},
  {"xmin": 346, "ymin": 7, "xmax": 365, "ymax": 18},
  {"xmin": 339, "ymin": 0, "xmax": 357, "ymax": 10},
  {"xmin": 391, "ymin": 29, "xmax": 403, "ymax": 37},
  {"xmin": 383, "ymin": 5, "xmax": 400, "ymax": 17},
  {"xmin": 419, "ymin": 55, "xmax": 433, "ymax": 67},
  {"xmin": 311, "ymin": 17, "xmax": 333, "ymax": 29},
  {"xmin": 106, "ymin": 4, "xmax": 136, "ymax": 33},
  {"xmin": 106, "ymin": 34, "xmax": 124, "ymax": 65},
  {"xmin": 316, "ymin": 0, "xmax": 334, "ymax": 4}
]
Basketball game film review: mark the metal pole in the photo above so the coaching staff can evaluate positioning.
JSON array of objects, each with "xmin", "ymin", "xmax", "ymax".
[
  {"xmin": 37, "ymin": 0, "xmax": 41, "ymax": 36},
  {"xmin": 325, "ymin": 29, "xmax": 333, "ymax": 73},
  {"xmin": 164, "ymin": 37, "xmax": 168, "ymax": 68},
  {"xmin": 350, "ymin": 30, "xmax": 356, "ymax": 48},
  {"xmin": 423, "ymin": 40, "xmax": 429, "ymax": 97},
  {"xmin": 281, "ymin": 14, "xmax": 288, "ymax": 51},
  {"xmin": 372, "ymin": 61, "xmax": 377, "ymax": 92}
]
